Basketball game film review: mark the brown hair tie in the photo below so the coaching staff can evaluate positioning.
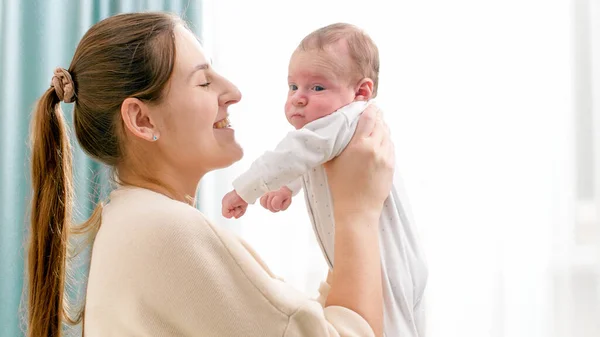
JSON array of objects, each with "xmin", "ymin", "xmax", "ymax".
[{"xmin": 50, "ymin": 67, "xmax": 76, "ymax": 103}]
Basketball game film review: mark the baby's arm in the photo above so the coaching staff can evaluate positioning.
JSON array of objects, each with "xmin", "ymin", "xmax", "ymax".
[
  {"xmin": 287, "ymin": 176, "xmax": 303, "ymax": 196},
  {"xmin": 233, "ymin": 109, "xmax": 360, "ymax": 204}
]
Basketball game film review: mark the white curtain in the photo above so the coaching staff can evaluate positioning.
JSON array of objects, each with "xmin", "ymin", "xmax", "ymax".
[{"xmin": 198, "ymin": 1, "xmax": 599, "ymax": 336}]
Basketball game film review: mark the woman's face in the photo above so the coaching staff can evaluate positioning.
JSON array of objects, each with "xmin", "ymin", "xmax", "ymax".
[{"xmin": 150, "ymin": 25, "xmax": 243, "ymax": 177}]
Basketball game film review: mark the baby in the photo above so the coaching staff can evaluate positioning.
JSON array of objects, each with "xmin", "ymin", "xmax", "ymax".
[{"xmin": 222, "ymin": 23, "xmax": 428, "ymax": 337}]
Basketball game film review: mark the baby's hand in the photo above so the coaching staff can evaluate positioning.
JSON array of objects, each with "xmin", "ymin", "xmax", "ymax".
[
  {"xmin": 260, "ymin": 186, "xmax": 293, "ymax": 213},
  {"xmin": 222, "ymin": 190, "xmax": 248, "ymax": 219}
]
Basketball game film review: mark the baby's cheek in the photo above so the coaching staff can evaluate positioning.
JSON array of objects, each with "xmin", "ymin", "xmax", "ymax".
[
  {"xmin": 311, "ymin": 102, "xmax": 335, "ymax": 120},
  {"xmin": 284, "ymin": 99, "xmax": 293, "ymax": 111}
]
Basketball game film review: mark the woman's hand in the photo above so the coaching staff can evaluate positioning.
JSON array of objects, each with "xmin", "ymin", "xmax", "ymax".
[
  {"xmin": 325, "ymin": 104, "xmax": 395, "ymax": 218},
  {"xmin": 324, "ymin": 104, "xmax": 393, "ymax": 336}
]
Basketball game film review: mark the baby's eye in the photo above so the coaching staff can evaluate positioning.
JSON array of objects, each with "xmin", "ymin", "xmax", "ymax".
[
  {"xmin": 312, "ymin": 85, "xmax": 325, "ymax": 92},
  {"xmin": 289, "ymin": 84, "xmax": 298, "ymax": 91}
]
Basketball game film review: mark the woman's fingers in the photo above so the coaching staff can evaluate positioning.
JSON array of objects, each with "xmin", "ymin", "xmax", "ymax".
[
  {"xmin": 369, "ymin": 113, "xmax": 385, "ymax": 146},
  {"xmin": 353, "ymin": 104, "xmax": 378, "ymax": 140},
  {"xmin": 383, "ymin": 133, "xmax": 395, "ymax": 168}
]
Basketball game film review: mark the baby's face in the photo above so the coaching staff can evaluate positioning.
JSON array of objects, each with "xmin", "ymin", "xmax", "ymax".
[{"xmin": 285, "ymin": 49, "xmax": 356, "ymax": 129}]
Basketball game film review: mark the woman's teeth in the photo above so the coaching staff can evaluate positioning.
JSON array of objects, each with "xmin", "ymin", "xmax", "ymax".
[{"xmin": 213, "ymin": 117, "xmax": 230, "ymax": 129}]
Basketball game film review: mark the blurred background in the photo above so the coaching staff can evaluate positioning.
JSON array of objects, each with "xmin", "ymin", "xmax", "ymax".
[{"xmin": 1, "ymin": 0, "xmax": 599, "ymax": 336}]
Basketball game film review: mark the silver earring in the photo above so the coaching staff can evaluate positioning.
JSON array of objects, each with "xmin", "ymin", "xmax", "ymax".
[{"xmin": 152, "ymin": 135, "xmax": 158, "ymax": 141}]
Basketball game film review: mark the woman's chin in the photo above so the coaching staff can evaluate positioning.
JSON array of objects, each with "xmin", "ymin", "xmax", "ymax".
[
  {"xmin": 230, "ymin": 145, "xmax": 244, "ymax": 163},
  {"xmin": 216, "ymin": 143, "xmax": 243, "ymax": 168}
]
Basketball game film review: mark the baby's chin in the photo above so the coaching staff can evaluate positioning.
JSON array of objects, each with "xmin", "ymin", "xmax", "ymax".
[
  {"xmin": 292, "ymin": 122, "xmax": 305, "ymax": 130},
  {"xmin": 288, "ymin": 116, "xmax": 307, "ymax": 129}
]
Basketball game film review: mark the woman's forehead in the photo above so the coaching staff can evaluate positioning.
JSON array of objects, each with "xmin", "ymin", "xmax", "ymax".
[{"xmin": 173, "ymin": 26, "xmax": 209, "ymax": 76}]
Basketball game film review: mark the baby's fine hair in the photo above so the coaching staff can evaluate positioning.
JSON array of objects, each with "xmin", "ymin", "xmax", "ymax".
[{"xmin": 298, "ymin": 23, "xmax": 380, "ymax": 97}]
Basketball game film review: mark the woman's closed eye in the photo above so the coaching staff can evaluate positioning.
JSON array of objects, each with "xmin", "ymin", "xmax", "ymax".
[{"xmin": 198, "ymin": 74, "xmax": 212, "ymax": 87}]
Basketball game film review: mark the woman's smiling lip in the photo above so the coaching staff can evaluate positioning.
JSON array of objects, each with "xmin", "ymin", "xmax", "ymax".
[{"xmin": 213, "ymin": 116, "xmax": 230, "ymax": 129}]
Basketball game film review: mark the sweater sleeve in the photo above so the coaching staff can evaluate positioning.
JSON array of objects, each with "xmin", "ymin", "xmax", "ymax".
[
  {"xmin": 138, "ymin": 208, "xmax": 375, "ymax": 337},
  {"xmin": 285, "ymin": 304, "xmax": 375, "ymax": 337}
]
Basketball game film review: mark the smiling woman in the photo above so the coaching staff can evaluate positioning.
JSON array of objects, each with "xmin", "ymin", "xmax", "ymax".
[
  {"xmin": 116, "ymin": 24, "xmax": 244, "ymax": 192},
  {"xmin": 24, "ymin": 10, "xmax": 396, "ymax": 337}
]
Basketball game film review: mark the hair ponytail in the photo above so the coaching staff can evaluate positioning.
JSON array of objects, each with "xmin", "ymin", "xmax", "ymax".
[{"xmin": 27, "ymin": 87, "xmax": 74, "ymax": 337}]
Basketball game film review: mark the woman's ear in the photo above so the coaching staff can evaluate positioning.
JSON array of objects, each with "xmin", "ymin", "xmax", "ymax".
[
  {"xmin": 120, "ymin": 97, "xmax": 160, "ymax": 142},
  {"xmin": 354, "ymin": 78, "xmax": 374, "ymax": 101}
]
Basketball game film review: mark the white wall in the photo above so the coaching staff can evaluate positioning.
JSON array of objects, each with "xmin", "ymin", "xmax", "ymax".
[{"xmin": 198, "ymin": 1, "xmax": 591, "ymax": 336}]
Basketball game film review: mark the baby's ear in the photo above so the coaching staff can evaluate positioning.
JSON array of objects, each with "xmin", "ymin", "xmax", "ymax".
[{"xmin": 354, "ymin": 78, "xmax": 374, "ymax": 100}]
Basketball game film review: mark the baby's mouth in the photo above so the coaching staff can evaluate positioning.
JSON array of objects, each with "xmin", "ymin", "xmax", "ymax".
[{"xmin": 213, "ymin": 117, "xmax": 230, "ymax": 129}]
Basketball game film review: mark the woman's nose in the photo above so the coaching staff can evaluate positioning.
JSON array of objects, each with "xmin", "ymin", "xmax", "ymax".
[{"xmin": 220, "ymin": 78, "xmax": 242, "ymax": 106}]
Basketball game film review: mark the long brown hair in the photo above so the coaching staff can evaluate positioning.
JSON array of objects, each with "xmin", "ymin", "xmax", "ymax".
[{"xmin": 27, "ymin": 12, "xmax": 184, "ymax": 337}]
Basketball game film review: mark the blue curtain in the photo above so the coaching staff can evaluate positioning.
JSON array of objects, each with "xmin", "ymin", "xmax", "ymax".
[{"xmin": 0, "ymin": 1, "xmax": 203, "ymax": 335}]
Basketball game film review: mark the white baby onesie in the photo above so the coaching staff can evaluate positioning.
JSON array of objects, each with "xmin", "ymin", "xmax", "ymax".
[{"xmin": 233, "ymin": 101, "xmax": 428, "ymax": 337}]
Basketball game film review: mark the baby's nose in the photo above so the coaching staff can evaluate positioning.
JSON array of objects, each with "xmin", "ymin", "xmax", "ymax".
[{"xmin": 293, "ymin": 95, "xmax": 307, "ymax": 106}]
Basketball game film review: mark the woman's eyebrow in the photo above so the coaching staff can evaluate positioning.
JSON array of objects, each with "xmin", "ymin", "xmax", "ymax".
[{"xmin": 188, "ymin": 63, "xmax": 210, "ymax": 81}]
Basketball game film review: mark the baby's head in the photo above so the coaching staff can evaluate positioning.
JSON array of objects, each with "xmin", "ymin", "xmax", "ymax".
[{"xmin": 285, "ymin": 23, "xmax": 379, "ymax": 129}]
